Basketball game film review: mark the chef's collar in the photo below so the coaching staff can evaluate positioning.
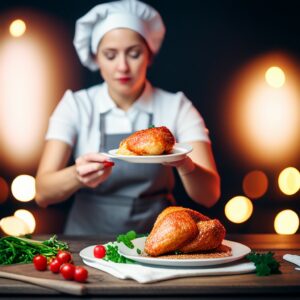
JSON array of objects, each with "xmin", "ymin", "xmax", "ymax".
[{"xmin": 97, "ymin": 81, "xmax": 154, "ymax": 114}]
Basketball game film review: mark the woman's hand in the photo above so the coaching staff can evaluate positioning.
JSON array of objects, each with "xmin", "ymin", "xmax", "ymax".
[
  {"xmin": 75, "ymin": 153, "xmax": 115, "ymax": 188},
  {"xmin": 163, "ymin": 156, "xmax": 195, "ymax": 176}
]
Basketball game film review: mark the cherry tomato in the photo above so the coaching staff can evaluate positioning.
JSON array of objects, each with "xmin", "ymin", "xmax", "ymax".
[
  {"xmin": 56, "ymin": 250, "xmax": 72, "ymax": 264},
  {"xmin": 49, "ymin": 258, "xmax": 62, "ymax": 273},
  {"xmin": 60, "ymin": 263, "xmax": 75, "ymax": 280},
  {"xmin": 93, "ymin": 245, "xmax": 106, "ymax": 258},
  {"xmin": 74, "ymin": 266, "xmax": 88, "ymax": 283},
  {"xmin": 33, "ymin": 254, "xmax": 47, "ymax": 271}
]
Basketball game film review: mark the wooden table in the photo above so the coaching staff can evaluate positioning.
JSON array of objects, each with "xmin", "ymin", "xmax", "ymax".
[{"xmin": 0, "ymin": 234, "xmax": 299, "ymax": 299}]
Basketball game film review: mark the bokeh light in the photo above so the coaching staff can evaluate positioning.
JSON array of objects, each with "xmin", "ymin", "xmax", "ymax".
[
  {"xmin": 0, "ymin": 176, "xmax": 9, "ymax": 204},
  {"xmin": 278, "ymin": 167, "xmax": 300, "ymax": 196},
  {"xmin": 265, "ymin": 66, "xmax": 285, "ymax": 88},
  {"xmin": 9, "ymin": 19, "xmax": 26, "ymax": 37},
  {"xmin": 223, "ymin": 53, "xmax": 300, "ymax": 166},
  {"xmin": 0, "ymin": 11, "xmax": 81, "ymax": 174},
  {"xmin": 11, "ymin": 175, "xmax": 36, "ymax": 202},
  {"xmin": 242, "ymin": 170, "xmax": 268, "ymax": 199},
  {"xmin": 274, "ymin": 209, "xmax": 299, "ymax": 234},
  {"xmin": 225, "ymin": 196, "xmax": 253, "ymax": 224},
  {"xmin": 14, "ymin": 209, "xmax": 36, "ymax": 234},
  {"xmin": 0, "ymin": 215, "xmax": 29, "ymax": 236}
]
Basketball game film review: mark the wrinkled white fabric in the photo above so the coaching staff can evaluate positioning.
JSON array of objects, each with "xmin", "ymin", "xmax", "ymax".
[
  {"xmin": 82, "ymin": 258, "xmax": 255, "ymax": 283},
  {"xmin": 283, "ymin": 254, "xmax": 300, "ymax": 270}
]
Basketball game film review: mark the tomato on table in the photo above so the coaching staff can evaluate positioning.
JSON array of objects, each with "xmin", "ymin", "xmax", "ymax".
[
  {"xmin": 56, "ymin": 250, "xmax": 72, "ymax": 264},
  {"xmin": 60, "ymin": 263, "xmax": 75, "ymax": 280},
  {"xmin": 74, "ymin": 266, "xmax": 88, "ymax": 282},
  {"xmin": 49, "ymin": 258, "xmax": 62, "ymax": 273},
  {"xmin": 33, "ymin": 254, "xmax": 47, "ymax": 271}
]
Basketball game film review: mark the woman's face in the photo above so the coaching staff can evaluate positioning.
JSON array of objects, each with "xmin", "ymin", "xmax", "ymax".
[{"xmin": 96, "ymin": 28, "xmax": 150, "ymax": 100}]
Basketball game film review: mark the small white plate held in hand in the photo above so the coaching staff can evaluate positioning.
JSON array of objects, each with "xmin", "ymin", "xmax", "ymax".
[{"xmin": 107, "ymin": 143, "xmax": 193, "ymax": 164}]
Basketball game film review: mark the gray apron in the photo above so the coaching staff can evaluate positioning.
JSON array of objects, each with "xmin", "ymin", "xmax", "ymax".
[{"xmin": 64, "ymin": 111, "xmax": 175, "ymax": 235}]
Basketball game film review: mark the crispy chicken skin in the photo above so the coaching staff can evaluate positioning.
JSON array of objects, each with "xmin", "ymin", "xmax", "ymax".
[
  {"xmin": 179, "ymin": 219, "xmax": 226, "ymax": 253},
  {"xmin": 117, "ymin": 126, "xmax": 175, "ymax": 155},
  {"xmin": 144, "ymin": 211, "xmax": 198, "ymax": 257},
  {"xmin": 144, "ymin": 206, "xmax": 226, "ymax": 257}
]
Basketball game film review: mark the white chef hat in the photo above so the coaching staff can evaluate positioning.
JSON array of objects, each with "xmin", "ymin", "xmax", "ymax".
[{"xmin": 73, "ymin": 0, "xmax": 166, "ymax": 71}]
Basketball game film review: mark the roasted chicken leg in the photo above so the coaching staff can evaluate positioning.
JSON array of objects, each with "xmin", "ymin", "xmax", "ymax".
[{"xmin": 144, "ymin": 206, "xmax": 226, "ymax": 257}]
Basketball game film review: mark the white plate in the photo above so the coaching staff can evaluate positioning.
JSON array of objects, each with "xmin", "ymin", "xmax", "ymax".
[
  {"xmin": 117, "ymin": 237, "xmax": 251, "ymax": 267},
  {"xmin": 106, "ymin": 143, "xmax": 192, "ymax": 163}
]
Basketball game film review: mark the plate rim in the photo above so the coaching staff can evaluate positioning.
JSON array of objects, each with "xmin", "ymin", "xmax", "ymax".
[
  {"xmin": 79, "ymin": 237, "xmax": 251, "ymax": 267},
  {"xmin": 117, "ymin": 237, "xmax": 251, "ymax": 266},
  {"xmin": 106, "ymin": 142, "xmax": 193, "ymax": 161}
]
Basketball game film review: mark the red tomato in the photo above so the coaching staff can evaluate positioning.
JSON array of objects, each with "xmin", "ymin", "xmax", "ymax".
[
  {"xmin": 60, "ymin": 263, "xmax": 75, "ymax": 280},
  {"xmin": 49, "ymin": 258, "xmax": 62, "ymax": 273},
  {"xmin": 56, "ymin": 250, "xmax": 72, "ymax": 264},
  {"xmin": 74, "ymin": 266, "xmax": 88, "ymax": 283},
  {"xmin": 33, "ymin": 254, "xmax": 47, "ymax": 271},
  {"xmin": 93, "ymin": 245, "xmax": 106, "ymax": 258}
]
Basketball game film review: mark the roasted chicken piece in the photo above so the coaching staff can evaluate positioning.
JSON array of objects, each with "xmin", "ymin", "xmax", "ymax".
[
  {"xmin": 117, "ymin": 126, "xmax": 175, "ymax": 156},
  {"xmin": 144, "ymin": 206, "xmax": 226, "ymax": 257}
]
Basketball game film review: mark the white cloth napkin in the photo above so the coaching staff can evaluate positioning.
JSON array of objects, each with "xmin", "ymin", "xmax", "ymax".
[
  {"xmin": 283, "ymin": 254, "xmax": 300, "ymax": 270},
  {"xmin": 83, "ymin": 258, "xmax": 255, "ymax": 283}
]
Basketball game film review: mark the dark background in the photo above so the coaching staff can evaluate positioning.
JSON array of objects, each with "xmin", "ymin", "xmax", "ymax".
[{"xmin": 0, "ymin": 0, "xmax": 299, "ymax": 234}]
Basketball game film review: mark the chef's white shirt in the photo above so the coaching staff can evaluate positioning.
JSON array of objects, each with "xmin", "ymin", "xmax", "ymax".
[{"xmin": 46, "ymin": 81, "xmax": 210, "ymax": 158}]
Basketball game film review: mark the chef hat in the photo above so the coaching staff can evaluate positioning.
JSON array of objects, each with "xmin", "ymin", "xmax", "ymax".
[{"xmin": 73, "ymin": 0, "xmax": 166, "ymax": 71}]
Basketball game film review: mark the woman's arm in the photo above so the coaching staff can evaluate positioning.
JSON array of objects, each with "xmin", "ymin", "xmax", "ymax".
[
  {"xmin": 35, "ymin": 140, "xmax": 80, "ymax": 207},
  {"xmin": 35, "ymin": 140, "xmax": 113, "ymax": 208},
  {"xmin": 171, "ymin": 141, "xmax": 221, "ymax": 208}
]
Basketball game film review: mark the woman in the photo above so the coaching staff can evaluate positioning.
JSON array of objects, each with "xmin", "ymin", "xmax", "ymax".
[{"xmin": 35, "ymin": 0, "xmax": 220, "ymax": 235}]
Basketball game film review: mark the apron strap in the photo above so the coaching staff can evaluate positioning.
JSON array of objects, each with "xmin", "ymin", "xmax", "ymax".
[
  {"xmin": 99, "ymin": 111, "xmax": 110, "ymax": 152},
  {"xmin": 148, "ymin": 113, "xmax": 153, "ymax": 128}
]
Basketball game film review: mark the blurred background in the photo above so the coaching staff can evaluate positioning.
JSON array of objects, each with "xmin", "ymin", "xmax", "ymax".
[{"xmin": 0, "ymin": 0, "xmax": 299, "ymax": 236}]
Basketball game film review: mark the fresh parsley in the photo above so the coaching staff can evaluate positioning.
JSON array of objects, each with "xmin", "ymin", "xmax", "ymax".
[
  {"xmin": 116, "ymin": 230, "xmax": 137, "ymax": 249},
  {"xmin": 103, "ymin": 243, "xmax": 135, "ymax": 264},
  {"xmin": 103, "ymin": 230, "xmax": 148, "ymax": 264},
  {"xmin": 246, "ymin": 251, "xmax": 281, "ymax": 276}
]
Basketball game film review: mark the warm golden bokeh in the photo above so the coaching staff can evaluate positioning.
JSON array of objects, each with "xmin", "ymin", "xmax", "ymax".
[
  {"xmin": 265, "ymin": 66, "xmax": 285, "ymax": 88},
  {"xmin": 9, "ymin": 19, "xmax": 26, "ymax": 37},
  {"xmin": 0, "ymin": 10, "xmax": 80, "ymax": 174},
  {"xmin": 11, "ymin": 175, "xmax": 36, "ymax": 202},
  {"xmin": 274, "ymin": 209, "xmax": 299, "ymax": 234},
  {"xmin": 224, "ymin": 196, "xmax": 253, "ymax": 224},
  {"xmin": 278, "ymin": 167, "xmax": 300, "ymax": 196},
  {"xmin": 14, "ymin": 209, "xmax": 36, "ymax": 234},
  {"xmin": 242, "ymin": 170, "xmax": 268, "ymax": 199},
  {"xmin": 0, "ymin": 215, "xmax": 29, "ymax": 236},
  {"xmin": 223, "ymin": 52, "xmax": 300, "ymax": 166}
]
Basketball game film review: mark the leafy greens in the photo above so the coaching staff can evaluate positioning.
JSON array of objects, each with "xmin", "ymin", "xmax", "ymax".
[
  {"xmin": 0, "ymin": 235, "xmax": 69, "ymax": 265},
  {"xmin": 246, "ymin": 251, "xmax": 281, "ymax": 276},
  {"xmin": 104, "ymin": 230, "xmax": 147, "ymax": 264}
]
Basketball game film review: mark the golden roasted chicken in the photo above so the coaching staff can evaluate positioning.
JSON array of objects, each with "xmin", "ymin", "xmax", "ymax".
[
  {"xmin": 117, "ymin": 126, "xmax": 175, "ymax": 156},
  {"xmin": 144, "ymin": 206, "xmax": 226, "ymax": 257}
]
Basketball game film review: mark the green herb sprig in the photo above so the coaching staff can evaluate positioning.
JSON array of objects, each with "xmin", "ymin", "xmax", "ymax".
[
  {"xmin": 116, "ymin": 230, "xmax": 137, "ymax": 249},
  {"xmin": 104, "ymin": 230, "xmax": 148, "ymax": 264},
  {"xmin": 246, "ymin": 251, "xmax": 281, "ymax": 276},
  {"xmin": 0, "ymin": 235, "xmax": 69, "ymax": 265},
  {"xmin": 103, "ymin": 243, "xmax": 135, "ymax": 264}
]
